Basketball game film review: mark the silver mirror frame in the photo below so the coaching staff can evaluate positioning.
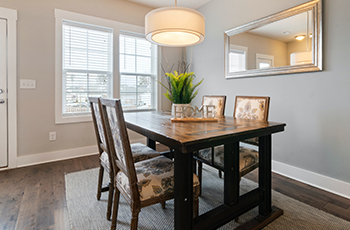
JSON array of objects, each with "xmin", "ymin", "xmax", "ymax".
[{"xmin": 224, "ymin": 0, "xmax": 322, "ymax": 79}]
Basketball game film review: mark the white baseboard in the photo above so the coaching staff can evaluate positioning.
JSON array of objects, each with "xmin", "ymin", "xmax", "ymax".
[
  {"xmin": 272, "ymin": 160, "xmax": 350, "ymax": 199},
  {"xmin": 17, "ymin": 145, "xmax": 99, "ymax": 168},
  {"xmin": 14, "ymin": 139, "xmax": 350, "ymax": 200},
  {"xmin": 15, "ymin": 137, "xmax": 147, "ymax": 169}
]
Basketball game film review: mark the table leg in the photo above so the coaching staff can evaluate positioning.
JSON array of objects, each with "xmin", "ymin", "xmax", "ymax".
[
  {"xmin": 236, "ymin": 134, "xmax": 283, "ymax": 230},
  {"xmin": 174, "ymin": 149, "xmax": 193, "ymax": 230},
  {"xmin": 147, "ymin": 138, "xmax": 156, "ymax": 150},
  {"xmin": 258, "ymin": 135, "xmax": 272, "ymax": 216},
  {"xmin": 224, "ymin": 142, "xmax": 240, "ymax": 206}
]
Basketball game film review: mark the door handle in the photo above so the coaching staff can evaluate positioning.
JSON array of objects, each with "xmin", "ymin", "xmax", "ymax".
[
  {"xmin": 0, "ymin": 89, "xmax": 3, "ymax": 94},
  {"xmin": 0, "ymin": 99, "xmax": 5, "ymax": 104}
]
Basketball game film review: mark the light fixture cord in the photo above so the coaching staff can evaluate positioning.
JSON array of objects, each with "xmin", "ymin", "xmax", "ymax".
[{"xmin": 175, "ymin": 0, "xmax": 177, "ymax": 7}]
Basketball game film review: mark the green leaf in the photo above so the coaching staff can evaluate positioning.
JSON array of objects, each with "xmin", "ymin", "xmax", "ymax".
[
  {"xmin": 158, "ymin": 70, "xmax": 203, "ymax": 103},
  {"xmin": 158, "ymin": 81, "xmax": 171, "ymax": 92}
]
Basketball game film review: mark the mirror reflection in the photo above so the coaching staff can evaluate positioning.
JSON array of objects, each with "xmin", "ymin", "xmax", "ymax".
[
  {"xmin": 224, "ymin": 0, "xmax": 322, "ymax": 79},
  {"xmin": 228, "ymin": 10, "xmax": 313, "ymax": 73}
]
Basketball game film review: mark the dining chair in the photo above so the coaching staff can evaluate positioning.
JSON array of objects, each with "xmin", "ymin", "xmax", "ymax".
[
  {"xmin": 89, "ymin": 97, "xmax": 161, "ymax": 220},
  {"xmin": 202, "ymin": 95, "xmax": 227, "ymax": 118},
  {"xmin": 195, "ymin": 96, "xmax": 270, "ymax": 195},
  {"xmin": 100, "ymin": 98, "xmax": 200, "ymax": 230},
  {"xmin": 195, "ymin": 95, "xmax": 227, "ymax": 190}
]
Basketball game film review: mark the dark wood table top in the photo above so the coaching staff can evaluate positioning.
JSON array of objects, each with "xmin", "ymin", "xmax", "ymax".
[{"xmin": 124, "ymin": 111, "xmax": 286, "ymax": 153}]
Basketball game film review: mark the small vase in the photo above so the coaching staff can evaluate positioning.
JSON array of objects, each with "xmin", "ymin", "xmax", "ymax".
[{"xmin": 172, "ymin": 104, "xmax": 191, "ymax": 118}]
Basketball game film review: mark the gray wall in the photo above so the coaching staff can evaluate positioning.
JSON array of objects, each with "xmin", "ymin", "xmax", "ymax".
[
  {"xmin": 0, "ymin": 0, "xmax": 179, "ymax": 157},
  {"xmin": 190, "ymin": 0, "xmax": 350, "ymax": 183}
]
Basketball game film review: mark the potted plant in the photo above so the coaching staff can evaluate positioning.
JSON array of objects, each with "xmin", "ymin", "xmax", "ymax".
[{"xmin": 159, "ymin": 62, "xmax": 203, "ymax": 116}]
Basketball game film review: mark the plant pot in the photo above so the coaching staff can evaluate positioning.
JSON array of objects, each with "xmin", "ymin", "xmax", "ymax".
[{"xmin": 172, "ymin": 104, "xmax": 192, "ymax": 118}]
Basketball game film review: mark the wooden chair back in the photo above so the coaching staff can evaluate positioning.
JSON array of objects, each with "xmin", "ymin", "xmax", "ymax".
[
  {"xmin": 233, "ymin": 96, "xmax": 270, "ymax": 121},
  {"xmin": 89, "ymin": 97, "xmax": 107, "ymax": 153},
  {"xmin": 202, "ymin": 95, "xmax": 227, "ymax": 117},
  {"xmin": 100, "ymin": 98, "xmax": 141, "ymax": 202}
]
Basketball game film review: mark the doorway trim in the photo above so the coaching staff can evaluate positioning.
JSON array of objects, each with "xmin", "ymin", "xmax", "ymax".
[{"xmin": 0, "ymin": 7, "xmax": 17, "ymax": 169}]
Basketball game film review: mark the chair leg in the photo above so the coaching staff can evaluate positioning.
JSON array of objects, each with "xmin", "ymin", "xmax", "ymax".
[
  {"xmin": 160, "ymin": 201, "xmax": 166, "ymax": 209},
  {"xmin": 97, "ymin": 165, "xmax": 104, "ymax": 200},
  {"xmin": 193, "ymin": 186, "xmax": 200, "ymax": 218},
  {"xmin": 107, "ymin": 181, "xmax": 114, "ymax": 220},
  {"xmin": 198, "ymin": 161, "xmax": 203, "ymax": 196},
  {"xmin": 218, "ymin": 169, "xmax": 222, "ymax": 178},
  {"xmin": 235, "ymin": 175, "xmax": 242, "ymax": 223},
  {"xmin": 193, "ymin": 197, "xmax": 199, "ymax": 218},
  {"xmin": 130, "ymin": 210, "xmax": 140, "ymax": 230},
  {"xmin": 110, "ymin": 189, "xmax": 120, "ymax": 230}
]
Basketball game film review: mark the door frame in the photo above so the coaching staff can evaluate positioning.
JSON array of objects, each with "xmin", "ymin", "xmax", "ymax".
[{"xmin": 0, "ymin": 7, "xmax": 17, "ymax": 169}]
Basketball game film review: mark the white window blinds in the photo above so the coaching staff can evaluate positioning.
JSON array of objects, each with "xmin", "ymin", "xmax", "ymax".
[
  {"xmin": 119, "ymin": 32, "xmax": 157, "ymax": 111},
  {"xmin": 62, "ymin": 20, "xmax": 113, "ymax": 116},
  {"xmin": 229, "ymin": 50, "xmax": 246, "ymax": 72}
]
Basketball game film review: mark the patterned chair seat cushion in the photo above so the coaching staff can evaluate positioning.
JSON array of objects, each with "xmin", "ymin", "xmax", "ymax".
[
  {"xmin": 100, "ymin": 143, "xmax": 161, "ymax": 170},
  {"xmin": 116, "ymin": 156, "xmax": 200, "ymax": 201},
  {"xmin": 130, "ymin": 143, "xmax": 161, "ymax": 162},
  {"xmin": 198, "ymin": 146, "xmax": 259, "ymax": 173},
  {"xmin": 242, "ymin": 137, "xmax": 259, "ymax": 146}
]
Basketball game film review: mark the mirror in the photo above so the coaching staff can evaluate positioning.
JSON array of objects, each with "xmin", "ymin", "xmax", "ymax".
[{"xmin": 225, "ymin": 0, "xmax": 322, "ymax": 79}]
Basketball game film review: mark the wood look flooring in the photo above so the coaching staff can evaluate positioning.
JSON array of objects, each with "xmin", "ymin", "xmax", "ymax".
[{"xmin": 0, "ymin": 145, "xmax": 350, "ymax": 230}]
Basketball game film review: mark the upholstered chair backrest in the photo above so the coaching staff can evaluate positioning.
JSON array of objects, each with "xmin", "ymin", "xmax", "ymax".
[
  {"xmin": 89, "ymin": 97, "xmax": 107, "ymax": 152},
  {"xmin": 202, "ymin": 95, "xmax": 227, "ymax": 118},
  {"xmin": 233, "ymin": 96, "xmax": 270, "ymax": 121},
  {"xmin": 100, "ymin": 98, "xmax": 140, "ymax": 201}
]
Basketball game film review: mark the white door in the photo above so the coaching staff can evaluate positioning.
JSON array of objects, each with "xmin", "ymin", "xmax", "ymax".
[{"xmin": 0, "ymin": 19, "xmax": 7, "ymax": 167}]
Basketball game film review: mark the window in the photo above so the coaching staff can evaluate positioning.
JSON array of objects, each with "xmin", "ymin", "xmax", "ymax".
[
  {"xmin": 119, "ymin": 32, "xmax": 157, "ymax": 111},
  {"xmin": 256, "ymin": 53, "xmax": 274, "ymax": 69},
  {"xmin": 229, "ymin": 44, "xmax": 248, "ymax": 73},
  {"xmin": 62, "ymin": 21, "xmax": 113, "ymax": 116},
  {"xmin": 62, "ymin": 20, "xmax": 113, "ymax": 117}
]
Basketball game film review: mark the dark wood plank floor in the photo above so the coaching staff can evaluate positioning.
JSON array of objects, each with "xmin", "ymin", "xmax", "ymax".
[{"xmin": 0, "ymin": 145, "xmax": 349, "ymax": 230}]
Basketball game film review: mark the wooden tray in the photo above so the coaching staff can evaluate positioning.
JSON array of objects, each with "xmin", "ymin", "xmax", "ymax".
[{"xmin": 171, "ymin": 117, "xmax": 218, "ymax": 122}]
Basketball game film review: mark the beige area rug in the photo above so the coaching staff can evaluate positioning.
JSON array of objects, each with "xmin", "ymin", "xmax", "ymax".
[{"xmin": 65, "ymin": 166, "xmax": 350, "ymax": 230}]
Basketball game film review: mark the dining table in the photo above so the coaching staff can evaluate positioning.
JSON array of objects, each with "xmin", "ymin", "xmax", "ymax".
[{"xmin": 124, "ymin": 111, "xmax": 286, "ymax": 230}]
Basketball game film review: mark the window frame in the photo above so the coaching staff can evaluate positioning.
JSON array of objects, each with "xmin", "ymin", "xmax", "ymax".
[
  {"xmin": 228, "ymin": 44, "xmax": 248, "ymax": 73},
  {"xmin": 55, "ymin": 9, "xmax": 160, "ymax": 124},
  {"xmin": 256, "ymin": 53, "xmax": 275, "ymax": 69},
  {"xmin": 62, "ymin": 20, "xmax": 113, "ymax": 118},
  {"xmin": 119, "ymin": 31, "xmax": 158, "ymax": 112}
]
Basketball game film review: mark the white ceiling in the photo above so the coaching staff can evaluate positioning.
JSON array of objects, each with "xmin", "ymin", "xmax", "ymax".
[
  {"xmin": 125, "ymin": 0, "xmax": 212, "ymax": 9},
  {"xmin": 248, "ymin": 11, "xmax": 312, "ymax": 43}
]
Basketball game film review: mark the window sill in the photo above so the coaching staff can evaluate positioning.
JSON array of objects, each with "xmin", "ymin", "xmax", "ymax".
[
  {"xmin": 123, "ymin": 109, "xmax": 156, "ymax": 113},
  {"xmin": 55, "ymin": 114, "xmax": 92, "ymax": 124}
]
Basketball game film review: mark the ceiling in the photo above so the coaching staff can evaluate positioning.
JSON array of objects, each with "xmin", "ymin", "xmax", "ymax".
[
  {"xmin": 125, "ymin": 0, "xmax": 212, "ymax": 9},
  {"xmin": 248, "ymin": 11, "xmax": 312, "ymax": 43}
]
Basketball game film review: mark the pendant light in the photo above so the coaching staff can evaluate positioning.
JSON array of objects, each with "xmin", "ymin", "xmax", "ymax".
[{"xmin": 145, "ymin": 0, "xmax": 205, "ymax": 47}]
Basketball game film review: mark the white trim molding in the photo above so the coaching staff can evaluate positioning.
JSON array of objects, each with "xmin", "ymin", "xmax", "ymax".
[
  {"xmin": 17, "ymin": 145, "xmax": 98, "ymax": 168},
  {"xmin": 240, "ymin": 143, "xmax": 350, "ymax": 199},
  {"xmin": 12, "ymin": 136, "xmax": 146, "ymax": 169},
  {"xmin": 273, "ymin": 160, "xmax": 350, "ymax": 199},
  {"xmin": 0, "ymin": 7, "xmax": 17, "ymax": 169}
]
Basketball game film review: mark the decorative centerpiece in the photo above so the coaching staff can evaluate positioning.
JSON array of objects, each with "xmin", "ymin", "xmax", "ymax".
[
  {"xmin": 160, "ymin": 70, "xmax": 203, "ymax": 115},
  {"xmin": 159, "ymin": 62, "xmax": 216, "ymax": 122}
]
